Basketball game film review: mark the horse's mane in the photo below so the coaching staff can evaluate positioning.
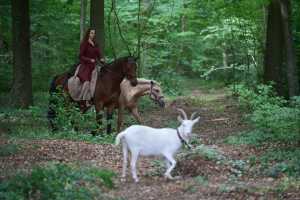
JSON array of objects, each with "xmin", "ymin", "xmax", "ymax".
[
  {"xmin": 99, "ymin": 56, "xmax": 134, "ymax": 75},
  {"xmin": 137, "ymin": 78, "xmax": 160, "ymax": 86},
  {"xmin": 106, "ymin": 56, "xmax": 133, "ymax": 66}
]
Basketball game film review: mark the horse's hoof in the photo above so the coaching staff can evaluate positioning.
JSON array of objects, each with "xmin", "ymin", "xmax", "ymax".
[{"xmin": 90, "ymin": 130, "xmax": 98, "ymax": 136}]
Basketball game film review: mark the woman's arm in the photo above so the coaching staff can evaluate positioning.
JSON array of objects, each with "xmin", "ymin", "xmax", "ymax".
[{"xmin": 79, "ymin": 42, "xmax": 93, "ymax": 63}]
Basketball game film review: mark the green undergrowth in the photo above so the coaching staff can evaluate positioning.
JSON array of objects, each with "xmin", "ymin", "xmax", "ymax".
[
  {"xmin": 0, "ymin": 143, "xmax": 22, "ymax": 157},
  {"xmin": 0, "ymin": 163, "xmax": 115, "ymax": 200},
  {"xmin": 225, "ymin": 84, "xmax": 300, "ymax": 178}
]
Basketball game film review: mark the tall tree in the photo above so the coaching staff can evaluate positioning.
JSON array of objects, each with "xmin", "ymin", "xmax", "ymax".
[
  {"xmin": 280, "ymin": 0, "xmax": 299, "ymax": 97},
  {"xmin": 264, "ymin": 0, "xmax": 299, "ymax": 97},
  {"xmin": 80, "ymin": 0, "xmax": 88, "ymax": 41},
  {"xmin": 90, "ymin": 0, "xmax": 105, "ymax": 52},
  {"xmin": 10, "ymin": 0, "xmax": 32, "ymax": 108},
  {"xmin": 263, "ymin": 0, "xmax": 285, "ymax": 96}
]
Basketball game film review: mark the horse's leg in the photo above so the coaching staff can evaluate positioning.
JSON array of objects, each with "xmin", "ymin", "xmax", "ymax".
[
  {"xmin": 106, "ymin": 105, "xmax": 114, "ymax": 134},
  {"xmin": 47, "ymin": 76, "xmax": 59, "ymax": 132},
  {"xmin": 94, "ymin": 102, "xmax": 104, "ymax": 135},
  {"xmin": 117, "ymin": 107, "xmax": 123, "ymax": 133},
  {"xmin": 130, "ymin": 107, "xmax": 143, "ymax": 124}
]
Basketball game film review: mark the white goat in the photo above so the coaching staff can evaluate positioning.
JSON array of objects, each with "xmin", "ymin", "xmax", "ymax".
[{"xmin": 115, "ymin": 109, "xmax": 200, "ymax": 182}]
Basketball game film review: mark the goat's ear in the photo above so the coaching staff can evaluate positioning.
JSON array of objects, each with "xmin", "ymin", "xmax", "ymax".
[
  {"xmin": 177, "ymin": 115, "xmax": 183, "ymax": 122},
  {"xmin": 193, "ymin": 116, "xmax": 200, "ymax": 123}
]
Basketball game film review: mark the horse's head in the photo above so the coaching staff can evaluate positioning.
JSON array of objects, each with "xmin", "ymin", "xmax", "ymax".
[
  {"xmin": 123, "ymin": 56, "xmax": 138, "ymax": 86},
  {"xmin": 149, "ymin": 81, "xmax": 165, "ymax": 108}
]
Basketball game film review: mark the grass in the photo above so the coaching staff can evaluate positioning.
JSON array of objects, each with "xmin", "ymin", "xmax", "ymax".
[
  {"xmin": 224, "ymin": 130, "xmax": 300, "ymax": 178},
  {"xmin": 0, "ymin": 143, "xmax": 22, "ymax": 157},
  {"xmin": 0, "ymin": 162, "xmax": 116, "ymax": 200},
  {"xmin": 194, "ymin": 175, "xmax": 209, "ymax": 186}
]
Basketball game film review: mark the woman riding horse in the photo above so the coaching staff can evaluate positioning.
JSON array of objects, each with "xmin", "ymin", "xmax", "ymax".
[
  {"xmin": 78, "ymin": 28, "xmax": 105, "ymax": 107},
  {"xmin": 48, "ymin": 55, "xmax": 138, "ymax": 134}
]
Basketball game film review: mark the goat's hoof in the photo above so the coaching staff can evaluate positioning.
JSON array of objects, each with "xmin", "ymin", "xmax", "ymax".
[
  {"xmin": 120, "ymin": 177, "xmax": 126, "ymax": 182},
  {"xmin": 164, "ymin": 174, "xmax": 174, "ymax": 180},
  {"xmin": 173, "ymin": 176, "xmax": 182, "ymax": 180}
]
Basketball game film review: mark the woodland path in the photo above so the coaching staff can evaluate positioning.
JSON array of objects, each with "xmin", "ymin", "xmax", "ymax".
[{"xmin": 0, "ymin": 88, "xmax": 298, "ymax": 199}]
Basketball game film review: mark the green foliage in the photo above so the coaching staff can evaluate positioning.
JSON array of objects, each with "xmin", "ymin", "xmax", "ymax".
[
  {"xmin": 49, "ymin": 90, "xmax": 98, "ymax": 132},
  {"xmin": 262, "ymin": 149, "xmax": 300, "ymax": 177},
  {"xmin": 0, "ymin": 0, "xmax": 299, "ymax": 93},
  {"xmin": 0, "ymin": 143, "xmax": 22, "ymax": 157},
  {"xmin": 0, "ymin": 92, "xmax": 114, "ymax": 144},
  {"xmin": 233, "ymin": 84, "xmax": 287, "ymax": 111},
  {"xmin": 231, "ymin": 84, "xmax": 300, "ymax": 143},
  {"xmin": 194, "ymin": 175, "xmax": 209, "ymax": 186},
  {"xmin": 0, "ymin": 163, "xmax": 115, "ymax": 200},
  {"xmin": 226, "ymin": 84, "xmax": 300, "ymax": 177},
  {"xmin": 276, "ymin": 176, "xmax": 300, "ymax": 193}
]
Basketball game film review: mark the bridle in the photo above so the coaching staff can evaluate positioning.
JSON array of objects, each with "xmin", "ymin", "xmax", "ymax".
[{"xmin": 149, "ymin": 81, "xmax": 164, "ymax": 103}]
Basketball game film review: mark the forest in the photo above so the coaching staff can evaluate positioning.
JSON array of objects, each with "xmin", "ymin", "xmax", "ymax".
[{"xmin": 0, "ymin": 0, "xmax": 300, "ymax": 199}]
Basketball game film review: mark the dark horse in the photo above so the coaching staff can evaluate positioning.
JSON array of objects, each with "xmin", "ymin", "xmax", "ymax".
[{"xmin": 48, "ymin": 56, "xmax": 138, "ymax": 134}]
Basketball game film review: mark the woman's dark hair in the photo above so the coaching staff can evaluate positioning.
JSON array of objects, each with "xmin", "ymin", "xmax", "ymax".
[{"xmin": 81, "ymin": 28, "xmax": 98, "ymax": 46}]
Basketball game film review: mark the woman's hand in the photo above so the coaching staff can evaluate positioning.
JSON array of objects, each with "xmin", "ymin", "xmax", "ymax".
[
  {"xmin": 90, "ymin": 59, "xmax": 95, "ymax": 63},
  {"xmin": 100, "ymin": 58, "xmax": 105, "ymax": 63}
]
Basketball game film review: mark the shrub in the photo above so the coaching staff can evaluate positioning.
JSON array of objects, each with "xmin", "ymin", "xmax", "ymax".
[
  {"xmin": 232, "ymin": 84, "xmax": 300, "ymax": 143},
  {"xmin": 0, "ymin": 163, "xmax": 115, "ymax": 200}
]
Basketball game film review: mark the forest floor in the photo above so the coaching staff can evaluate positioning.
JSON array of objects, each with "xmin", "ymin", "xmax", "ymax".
[{"xmin": 1, "ymin": 86, "xmax": 300, "ymax": 199}]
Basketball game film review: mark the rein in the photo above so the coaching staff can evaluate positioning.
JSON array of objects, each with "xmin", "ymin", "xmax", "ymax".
[{"xmin": 149, "ymin": 81, "xmax": 164, "ymax": 102}]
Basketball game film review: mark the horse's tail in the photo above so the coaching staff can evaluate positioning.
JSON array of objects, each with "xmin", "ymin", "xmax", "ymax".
[
  {"xmin": 47, "ymin": 75, "xmax": 59, "ymax": 131},
  {"xmin": 49, "ymin": 75, "xmax": 58, "ymax": 94}
]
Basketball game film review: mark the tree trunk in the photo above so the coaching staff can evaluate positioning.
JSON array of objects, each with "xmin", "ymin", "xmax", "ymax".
[
  {"xmin": 263, "ymin": 0, "xmax": 285, "ymax": 96},
  {"xmin": 80, "ymin": 0, "xmax": 87, "ymax": 41},
  {"xmin": 90, "ymin": 0, "xmax": 105, "ymax": 53},
  {"xmin": 10, "ymin": 0, "xmax": 32, "ymax": 108},
  {"xmin": 280, "ymin": 0, "xmax": 299, "ymax": 97}
]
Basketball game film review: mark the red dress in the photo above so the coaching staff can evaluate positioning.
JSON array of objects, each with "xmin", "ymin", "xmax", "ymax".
[{"xmin": 78, "ymin": 41, "xmax": 103, "ymax": 83}]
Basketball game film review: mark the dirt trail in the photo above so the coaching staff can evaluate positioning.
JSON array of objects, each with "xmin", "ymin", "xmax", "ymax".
[{"xmin": 0, "ymin": 89, "xmax": 298, "ymax": 199}]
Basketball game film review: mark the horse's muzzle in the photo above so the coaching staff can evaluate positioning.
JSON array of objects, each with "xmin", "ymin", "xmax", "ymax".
[{"xmin": 158, "ymin": 98, "xmax": 165, "ymax": 108}]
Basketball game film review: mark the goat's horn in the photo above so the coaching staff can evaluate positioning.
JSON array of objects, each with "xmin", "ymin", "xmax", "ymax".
[
  {"xmin": 190, "ymin": 112, "xmax": 198, "ymax": 120},
  {"xmin": 177, "ymin": 108, "xmax": 188, "ymax": 120}
]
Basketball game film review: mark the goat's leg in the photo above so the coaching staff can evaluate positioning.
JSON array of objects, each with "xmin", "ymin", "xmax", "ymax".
[
  {"xmin": 121, "ymin": 141, "xmax": 128, "ymax": 178},
  {"xmin": 130, "ymin": 151, "xmax": 140, "ymax": 182},
  {"xmin": 163, "ymin": 154, "xmax": 176, "ymax": 179},
  {"xmin": 130, "ymin": 107, "xmax": 142, "ymax": 124},
  {"xmin": 164, "ymin": 158, "xmax": 171, "ymax": 170}
]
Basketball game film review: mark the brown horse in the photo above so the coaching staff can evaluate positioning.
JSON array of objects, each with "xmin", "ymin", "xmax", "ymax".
[{"xmin": 48, "ymin": 56, "xmax": 138, "ymax": 134}]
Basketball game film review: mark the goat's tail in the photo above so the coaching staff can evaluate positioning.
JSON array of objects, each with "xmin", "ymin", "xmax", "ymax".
[{"xmin": 115, "ymin": 131, "xmax": 127, "ymax": 146}]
